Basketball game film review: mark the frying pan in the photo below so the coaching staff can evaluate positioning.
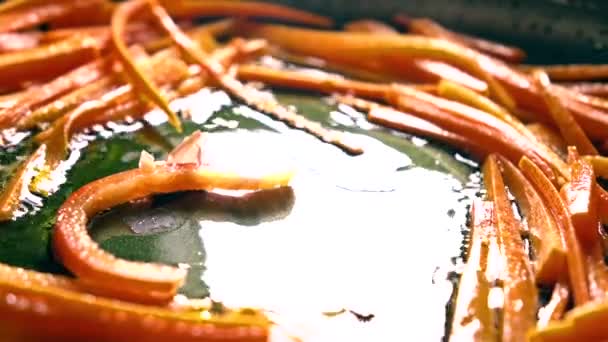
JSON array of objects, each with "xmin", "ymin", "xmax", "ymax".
[{"xmin": 271, "ymin": 0, "xmax": 608, "ymax": 64}]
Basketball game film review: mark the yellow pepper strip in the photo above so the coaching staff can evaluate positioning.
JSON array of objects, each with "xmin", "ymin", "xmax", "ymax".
[
  {"xmin": 498, "ymin": 155, "xmax": 566, "ymax": 285},
  {"xmin": 531, "ymin": 70, "xmax": 598, "ymax": 156},
  {"xmin": 0, "ymin": 145, "xmax": 45, "ymax": 222},
  {"xmin": 519, "ymin": 156, "xmax": 591, "ymax": 305},
  {"xmin": 526, "ymin": 123, "xmax": 567, "ymax": 159},
  {"xmin": 162, "ymin": 0, "xmax": 332, "ymax": 28},
  {"xmin": 483, "ymin": 154, "xmax": 537, "ymax": 342},
  {"xmin": 242, "ymin": 22, "xmax": 516, "ymax": 111},
  {"xmin": 585, "ymin": 155, "xmax": 608, "ymax": 180},
  {"xmin": 537, "ymin": 280, "xmax": 570, "ymax": 328},
  {"xmin": 449, "ymin": 200, "xmax": 498, "ymax": 342},
  {"xmin": 111, "ymin": 0, "xmax": 182, "ymax": 132},
  {"xmin": 438, "ymin": 79, "xmax": 569, "ymax": 180},
  {"xmin": 147, "ymin": 1, "xmax": 363, "ymax": 155}
]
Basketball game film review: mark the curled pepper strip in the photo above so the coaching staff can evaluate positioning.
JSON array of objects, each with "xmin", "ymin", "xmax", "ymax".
[
  {"xmin": 0, "ymin": 144, "xmax": 45, "ymax": 221},
  {"xmin": 483, "ymin": 154, "xmax": 537, "ymax": 342},
  {"xmin": 54, "ymin": 162, "xmax": 293, "ymax": 304},
  {"xmin": 498, "ymin": 155, "xmax": 566, "ymax": 285},
  {"xmin": 449, "ymin": 200, "xmax": 498, "ymax": 342},
  {"xmin": 519, "ymin": 156, "xmax": 591, "ymax": 306}
]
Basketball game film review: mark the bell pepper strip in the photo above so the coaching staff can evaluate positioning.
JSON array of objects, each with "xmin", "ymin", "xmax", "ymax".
[
  {"xmin": 483, "ymin": 154, "xmax": 537, "ymax": 342},
  {"xmin": 241, "ymin": 22, "xmax": 515, "ymax": 111},
  {"xmin": 112, "ymin": 0, "xmax": 182, "ymax": 132},
  {"xmin": 0, "ymin": 0, "xmax": 104, "ymax": 33},
  {"xmin": 144, "ymin": 19, "xmax": 235, "ymax": 52},
  {"xmin": 0, "ymin": 34, "xmax": 100, "ymax": 93},
  {"xmin": 53, "ymin": 161, "xmax": 293, "ymax": 304},
  {"xmin": 394, "ymin": 14, "xmax": 526, "ymax": 63},
  {"xmin": 525, "ymin": 123, "xmax": 567, "ymax": 159},
  {"xmin": 520, "ymin": 63, "xmax": 608, "ymax": 82},
  {"xmin": 0, "ymin": 31, "xmax": 41, "ymax": 52},
  {"xmin": 558, "ymin": 86, "xmax": 608, "ymax": 112},
  {"xmin": 162, "ymin": 0, "xmax": 332, "ymax": 28},
  {"xmin": 562, "ymin": 82, "xmax": 608, "ymax": 97},
  {"xmin": 409, "ymin": 59, "xmax": 489, "ymax": 94},
  {"xmin": 0, "ymin": 265, "xmax": 269, "ymax": 342},
  {"xmin": 519, "ymin": 156, "xmax": 591, "ymax": 305},
  {"xmin": 531, "ymin": 70, "xmax": 598, "ymax": 156},
  {"xmin": 449, "ymin": 200, "xmax": 497, "ymax": 342},
  {"xmin": 0, "ymin": 145, "xmax": 45, "ymax": 221},
  {"xmin": 498, "ymin": 155, "xmax": 566, "ymax": 285},
  {"xmin": 0, "ymin": 0, "xmax": 37, "ymax": 14},
  {"xmin": 387, "ymin": 85, "xmax": 568, "ymax": 182},
  {"xmin": 147, "ymin": 1, "xmax": 363, "ymax": 155},
  {"xmin": 236, "ymin": 64, "xmax": 391, "ymax": 100},
  {"xmin": 437, "ymin": 79, "xmax": 569, "ymax": 178},
  {"xmin": 560, "ymin": 147, "xmax": 599, "ymax": 246},
  {"xmin": 343, "ymin": 19, "xmax": 399, "ymax": 34},
  {"xmin": 336, "ymin": 95, "xmax": 485, "ymax": 158},
  {"xmin": 537, "ymin": 280, "xmax": 570, "ymax": 329},
  {"xmin": 0, "ymin": 56, "xmax": 111, "ymax": 129},
  {"xmin": 586, "ymin": 242, "xmax": 608, "ymax": 301}
]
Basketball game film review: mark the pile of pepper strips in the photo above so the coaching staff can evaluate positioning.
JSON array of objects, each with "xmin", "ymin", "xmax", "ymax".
[{"xmin": 0, "ymin": 0, "xmax": 607, "ymax": 341}]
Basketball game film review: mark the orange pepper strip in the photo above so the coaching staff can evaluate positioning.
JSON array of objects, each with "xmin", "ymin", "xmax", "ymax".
[
  {"xmin": 0, "ymin": 145, "xmax": 45, "ymax": 221},
  {"xmin": 519, "ymin": 156, "xmax": 590, "ymax": 305},
  {"xmin": 0, "ymin": 265, "xmax": 269, "ymax": 342},
  {"xmin": 144, "ymin": 19, "xmax": 235, "ymax": 52},
  {"xmin": 0, "ymin": 31, "xmax": 41, "ymax": 52},
  {"xmin": 562, "ymin": 82, "xmax": 608, "ymax": 97},
  {"xmin": 498, "ymin": 155, "xmax": 566, "ymax": 285},
  {"xmin": 394, "ymin": 14, "xmax": 526, "ymax": 63},
  {"xmin": 147, "ymin": 2, "xmax": 363, "ymax": 155},
  {"xmin": 112, "ymin": 0, "xmax": 182, "ymax": 132},
  {"xmin": 560, "ymin": 147, "xmax": 599, "ymax": 246},
  {"xmin": 520, "ymin": 64, "xmax": 608, "ymax": 82},
  {"xmin": 236, "ymin": 64, "xmax": 390, "ymax": 100},
  {"xmin": 0, "ymin": 34, "xmax": 100, "ymax": 94},
  {"xmin": 483, "ymin": 154, "xmax": 537, "ymax": 342},
  {"xmin": 531, "ymin": 70, "xmax": 598, "ymax": 156},
  {"xmin": 343, "ymin": 19, "xmax": 399, "ymax": 34},
  {"xmin": 537, "ymin": 280, "xmax": 570, "ymax": 328},
  {"xmin": 242, "ymin": 22, "xmax": 515, "ymax": 110},
  {"xmin": 162, "ymin": 0, "xmax": 332, "ymax": 28},
  {"xmin": 54, "ymin": 162, "xmax": 293, "ymax": 304},
  {"xmin": 0, "ymin": 56, "xmax": 111, "ymax": 129},
  {"xmin": 586, "ymin": 242, "xmax": 608, "ymax": 301},
  {"xmin": 336, "ymin": 95, "xmax": 485, "ymax": 158},
  {"xmin": 558, "ymin": 86, "xmax": 608, "ymax": 112},
  {"xmin": 0, "ymin": 0, "xmax": 103, "ymax": 33},
  {"xmin": 390, "ymin": 85, "xmax": 562, "ymax": 181},
  {"xmin": 526, "ymin": 123, "xmax": 567, "ymax": 159},
  {"xmin": 449, "ymin": 200, "xmax": 498, "ymax": 342}
]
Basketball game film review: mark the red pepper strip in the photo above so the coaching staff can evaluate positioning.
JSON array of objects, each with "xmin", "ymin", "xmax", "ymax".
[
  {"xmin": 112, "ymin": 0, "xmax": 182, "ymax": 132},
  {"xmin": 48, "ymin": 0, "xmax": 115, "ymax": 28},
  {"xmin": 537, "ymin": 280, "xmax": 570, "ymax": 329},
  {"xmin": 236, "ymin": 64, "xmax": 391, "ymax": 100},
  {"xmin": 557, "ymin": 86, "xmax": 608, "ymax": 112},
  {"xmin": 560, "ymin": 147, "xmax": 599, "ymax": 246},
  {"xmin": 54, "ymin": 162, "xmax": 292, "ymax": 304},
  {"xmin": 0, "ymin": 31, "xmax": 41, "ymax": 52},
  {"xmin": 242, "ymin": 22, "xmax": 515, "ymax": 110},
  {"xmin": 390, "ymin": 85, "xmax": 564, "ymax": 180},
  {"xmin": 519, "ymin": 156, "xmax": 591, "ymax": 305},
  {"xmin": 520, "ymin": 64, "xmax": 608, "ymax": 82},
  {"xmin": 0, "ymin": 56, "xmax": 111, "ymax": 129},
  {"xmin": 343, "ymin": 19, "xmax": 399, "ymax": 34},
  {"xmin": 449, "ymin": 200, "xmax": 498, "ymax": 342},
  {"xmin": 162, "ymin": 0, "xmax": 332, "ymax": 28},
  {"xmin": 0, "ymin": 145, "xmax": 45, "ymax": 221},
  {"xmin": 394, "ymin": 14, "xmax": 526, "ymax": 63},
  {"xmin": 336, "ymin": 95, "xmax": 485, "ymax": 158},
  {"xmin": 148, "ymin": 2, "xmax": 363, "ymax": 155},
  {"xmin": 0, "ymin": 0, "xmax": 103, "ymax": 33},
  {"xmin": 0, "ymin": 265, "xmax": 268, "ymax": 342},
  {"xmin": 0, "ymin": 34, "xmax": 100, "ymax": 93},
  {"xmin": 483, "ymin": 154, "xmax": 538, "ymax": 342},
  {"xmin": 531, "ymin": 70, "xmax": 598, "ymax": 156},
  {"xmin": 498, "ymin": 155, "xmax": 566, "ymax": 285},
  {"xmin": 562, "ymin": 82, "xmax": 608, "ymax": 97},
  {"xmin": 526, "ymin": 123, "xmax": 567, "ymax": 159}
]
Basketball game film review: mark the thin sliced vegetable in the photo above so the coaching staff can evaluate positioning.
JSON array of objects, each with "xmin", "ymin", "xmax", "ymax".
[
  {"xmin": 562, "ymin": 82, "xmax": 608, "ymax": 97},
  {"xmin": 0, "ymin": 145, "xmax": 45, "ymax": 221},
  {"xmin": 483, "ymin": 154, "xmax": 537, "ymax": 341},
  {"xmin": 0, "ymin": 31, "xmax": 41, "ymax": 52},
  {"xmin": 519, "ymin": 156, "xmax": 590, "ymax": 305},
  {"xmin": 558, "ymin": 86, "xmax": 608, "ymax": 112},
  {"xmin": 144, "ymin": 19, "xmax": 234, "ymax": 52},
  {"xmin": 531, "ymin": 70, "xmax": 598, "ymax": 156},
  {"xmin": 344, "ymin": 19, "xmax": 399, "ymax": 34},
  {"xmin": 521, "ymin": 64, "xmax": 608, "ymax": 82},
  {"xmin": 526, "ymin": 123, "xmax": 567, "ymax": 158},
  {"xmin": 449, "ymin": 200, "xmax": 498, "ymax": 342},
  {"xmin": 0, "ymin": 0, "xmax": 102, "ymax": 33},
  {"xmin": 586, "ymin": 243, "xmax": 608, "ymax": 301},
  {"xmin": 537, "ymin": 280, "xmax": 570, "ymax": 328},
  {"xmin": 394, "ymin": 14, "xmax": 526, "ymax": 63},
  {"xmin": 111, "ymin": 0, "xmax": 182, "ymax": 132},
  {"xmin": 498, "ymin": 155, "xmax": 566, "ymax": 285}
]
